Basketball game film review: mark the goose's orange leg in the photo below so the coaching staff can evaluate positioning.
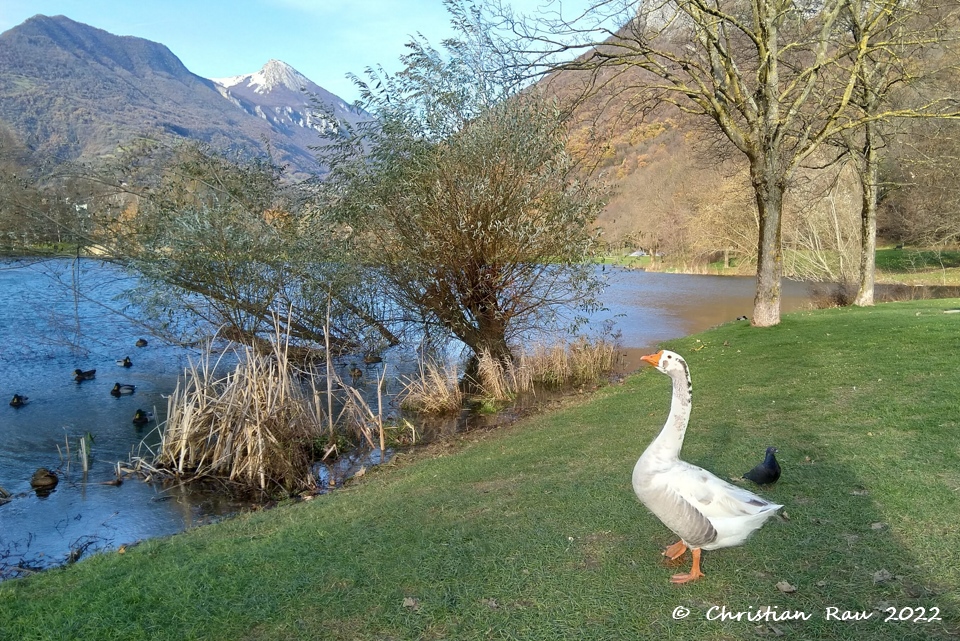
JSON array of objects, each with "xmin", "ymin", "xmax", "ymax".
[
  {"xmin": 670, "ymin": 547, "xmax": 705, "ymax": 584},
  {"xmin": 662, "ymin": 540, "xmax": 688, "ymax": 560}
]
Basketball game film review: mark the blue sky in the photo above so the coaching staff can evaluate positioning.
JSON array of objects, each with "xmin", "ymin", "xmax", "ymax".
[{"xmin": 0, "ymin": 0, "xmax": 596, "ymax": 105}]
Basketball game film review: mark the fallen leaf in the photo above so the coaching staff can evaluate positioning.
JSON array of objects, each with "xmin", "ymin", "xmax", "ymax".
[
  {"xmin": 872, "ymin": 569, "xmax": 893, "ymax": 584},
  {"xmin": 870, "ymin": 522, "xmax": 886, "ymax": 530},
  {"xmin": 402, "ymin": 597, "xmax": 421, "ymax": 610},
  {"xmin": 775, "ymin": 581, "xmax": 797, "ymax": 593},
  {"xmin": 851, "ymin": 489, "xmax": 870, "ymax": 496}
]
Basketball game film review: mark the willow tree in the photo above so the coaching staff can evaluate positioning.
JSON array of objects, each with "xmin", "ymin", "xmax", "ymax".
[
  {"xmin": 319, "ymin": 37, "xmax": 605, "ymax": 362},
  {"xmin": 86, "ymin": 140, "xmax": 391, "ymax": 352},
  {"xmin": 481, "ymin": 0, "xmax": 940, "ymax": 325}
]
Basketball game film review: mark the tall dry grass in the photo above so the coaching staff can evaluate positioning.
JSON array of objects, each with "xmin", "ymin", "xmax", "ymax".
[
  {"xmin": 401, "ymin": 335, "xmax": 621, "ymax": 412},
  {"xmin": 474, "ymin": 349, "xmax": 533, "ymax": 401},
  {"xmin": 397, "ymin": 359, "xmax": 464, "ymax": 414},
  {"xmin": 338, "ymin": 365, "xmax": 389, "ymax": 454},
  {"xmin": 131, "ymin": 326, "xmax": 325, "ymax": 495},
  {"xmin": 487, "ymin": 335, "xmax": 620, "ymax": 397}
]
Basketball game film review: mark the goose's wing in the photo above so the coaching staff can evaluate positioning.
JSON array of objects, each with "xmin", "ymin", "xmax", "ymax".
[
  {"xmin": 639, "ymin": 477, "xmax": 718, "ymax": 548},
  {"xmin": 674, "ymin": 463, "xmax": 777, "ymax": 517}
]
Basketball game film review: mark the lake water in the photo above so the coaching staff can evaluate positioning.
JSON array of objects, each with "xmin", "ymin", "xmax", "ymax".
[{"xmin": 0, "ymin": 257, "xmax": 812, "ymax": 578}]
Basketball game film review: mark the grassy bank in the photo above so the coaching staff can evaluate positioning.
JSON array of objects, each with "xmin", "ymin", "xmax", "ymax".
[
  {"xmin": 3, "ymin": 300, "xmax": 960, "ymax": 640},
  {"xmin": 600, "ymin": 247, "xmax": 960, "ymax": 285}
]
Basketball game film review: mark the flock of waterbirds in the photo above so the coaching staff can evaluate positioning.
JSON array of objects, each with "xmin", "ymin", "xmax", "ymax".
[{"xmin": 7, "ymin": 338, "xmax": 155, "ymax": 492}]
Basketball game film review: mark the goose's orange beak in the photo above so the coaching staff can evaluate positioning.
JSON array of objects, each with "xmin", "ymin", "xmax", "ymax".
[{"xmin": 640, "ymin": 350, "xmax": 663, "ymax": 367}]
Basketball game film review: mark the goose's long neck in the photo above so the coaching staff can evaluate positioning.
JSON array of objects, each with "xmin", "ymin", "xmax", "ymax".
[{"xmin": 652, "ymin": 364, "xmax": 692, "ymax": 456}]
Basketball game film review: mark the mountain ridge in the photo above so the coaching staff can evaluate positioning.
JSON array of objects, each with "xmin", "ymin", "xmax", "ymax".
[{"xmin": 0, "ymin": 14, "xmax": 361, "ymax": 178}]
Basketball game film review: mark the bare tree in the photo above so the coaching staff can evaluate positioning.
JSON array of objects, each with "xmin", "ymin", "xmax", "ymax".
[
  {"xmin": 823, "ymin": 0, "xmax": 960, "ymax": 305},
  {"xmin": 476, "ymin": 0, "xmax": 958, "ymax": 324}
]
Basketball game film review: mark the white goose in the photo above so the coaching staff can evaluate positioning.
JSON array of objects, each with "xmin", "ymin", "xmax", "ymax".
[{"xmin": 633, "ymin": 350, "xmax": 782, "ymax": 583}]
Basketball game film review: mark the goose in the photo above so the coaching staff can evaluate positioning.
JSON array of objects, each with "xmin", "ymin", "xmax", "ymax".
[
  {"xmin": 633, "ymin": 350, "xmax": 782, "ymax": 583},
  {"xmin": 111, "ymin": 383, "xmax": 136, "ymax": 397},
  {"xmin": 116, "ymin": 356, "xmax": 133, "ymax": 368},
  {"xmin": 74, "ymin": 368, "xmax": 97, "ymax": 382},
  {"xmin": 744, "ymin": 446, "xmax": 781, "ymax": 485},
  {"xmin": 10, "ymin": 394, "xmax": 28, "ymax": 408}
]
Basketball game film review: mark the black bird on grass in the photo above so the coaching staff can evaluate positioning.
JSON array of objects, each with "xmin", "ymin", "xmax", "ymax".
[{"xmin": 743, "ymin": 446, "xmax": 781, "ymax": 485}]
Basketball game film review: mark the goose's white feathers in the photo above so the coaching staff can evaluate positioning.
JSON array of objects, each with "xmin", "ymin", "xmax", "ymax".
[
  {"xmin": 633, "ymin": 349, "xmax": 781, "ymax": 581},
  {"xmin": 633, "ymin": 454, "xmax": 780, "ymax": 550}
]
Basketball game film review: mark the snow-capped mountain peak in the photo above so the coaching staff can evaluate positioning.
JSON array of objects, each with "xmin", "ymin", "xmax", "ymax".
[
  {"xmin": 208, "ymin": 59, "xmax": 367, "ymax": 150},
  {"xmin": 212, "ymin": 59, "xmax": 309, "ymax": 95}
]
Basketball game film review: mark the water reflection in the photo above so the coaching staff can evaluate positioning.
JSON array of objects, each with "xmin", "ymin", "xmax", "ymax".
[
  {"xmin": 592, "ymin": 269, "xmax": 812, "ymax": 372},
  {"xmin": 0, "ymin": 258, "xmax": 235, "ymax": 577},
  {"xmin": 0, "ymin": 259, "xmax": 811, "ymax": 578}
]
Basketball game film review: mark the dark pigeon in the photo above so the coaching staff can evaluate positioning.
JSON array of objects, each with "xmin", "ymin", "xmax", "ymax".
[{"xmin": 744, "ymin": 446, "xmax": 781, "ymax": 485}]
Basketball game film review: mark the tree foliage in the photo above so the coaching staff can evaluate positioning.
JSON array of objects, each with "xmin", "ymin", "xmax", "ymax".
[
  {"xmin": 91, "ymin": 140, "xmax": 390, "ymax": 352},
  {"xmin": 319, "ymin": 36, "xmax": 605, "ymax": 361}
]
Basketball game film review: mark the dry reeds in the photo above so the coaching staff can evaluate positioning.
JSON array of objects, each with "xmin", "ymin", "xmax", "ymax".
[
  {"xmin": 480, "ymin": 335, "xmax": 620, "ymax": 399},
  {"xmin": 399, "ymin": 334, "xmax": 620, "ymax": 413},
  {"xmin": 338, "ymin": 364, "xmax": 389, "ymax": 453},
  {"xmin": 397, "ymin": 359, "xmax": 464, "ymax": 414},
  {"xmin": 518, "ymin": 335, "xmax": 619, "ymax": 390},
  {"xmin": 475, "ymin": 349, "xmax": 532, "ymax": 400},
  {"xmin": 132, "ymin": 325, "xmax": 325, "ymax": 495}
]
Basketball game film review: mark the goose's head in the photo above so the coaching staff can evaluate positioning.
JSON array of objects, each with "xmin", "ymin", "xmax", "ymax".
[{"xmin": 640, "ymin": 350, "xmax": 688, "ymax": 376}]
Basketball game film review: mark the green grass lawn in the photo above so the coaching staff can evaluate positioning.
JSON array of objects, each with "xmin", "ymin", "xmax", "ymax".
[
  {"xmin": 601, "ymin": 248, "xmax": 960, "ymax": 283},
  {"xmin": 3, "ymin": 300, "xmax": 960, "ymax": 640},
  {"xmin": 875, "ymin": 248, "xmax": 960, "ymax": 272},
  {"xmin": 875, "ymin": 248, "xmax": 960, "ymax": 286}
]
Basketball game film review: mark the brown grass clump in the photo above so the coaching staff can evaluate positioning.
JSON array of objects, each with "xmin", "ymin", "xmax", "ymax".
[
  {"xmin": 808, "ymin": 282, "xmax": 857, "ymax": 308},
  {"xmin": 475, "ymin": 349, "xmax": 533, "ymax": 400},
  {"xmin": 133, "ymin": 328, "xmax": 325, "ymax": 495},
  {"xmin": 403, "ymin": 335, "xmax": 621, "ymax": 413},
  {"xmin": 397, "ymin": 359, "xmax": 464, "ymax": 414},
  {"xmin": 522, "ymin": 335, "xmax": 620, "ymax": 388}
]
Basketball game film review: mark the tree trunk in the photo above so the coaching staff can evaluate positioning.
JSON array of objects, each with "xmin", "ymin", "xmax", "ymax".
[
  {"xmin": 854, "ymin": 126, "xmax": 878, "ymax": 307},
  {"xmin": 751, "ymin": 162, "xmax": 785, "ymax": 327}
]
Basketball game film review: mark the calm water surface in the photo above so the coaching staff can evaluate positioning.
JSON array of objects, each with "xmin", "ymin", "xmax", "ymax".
[{"xmin": 0, "ymin": 258, "xmax": 811, "ymax": 577}]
